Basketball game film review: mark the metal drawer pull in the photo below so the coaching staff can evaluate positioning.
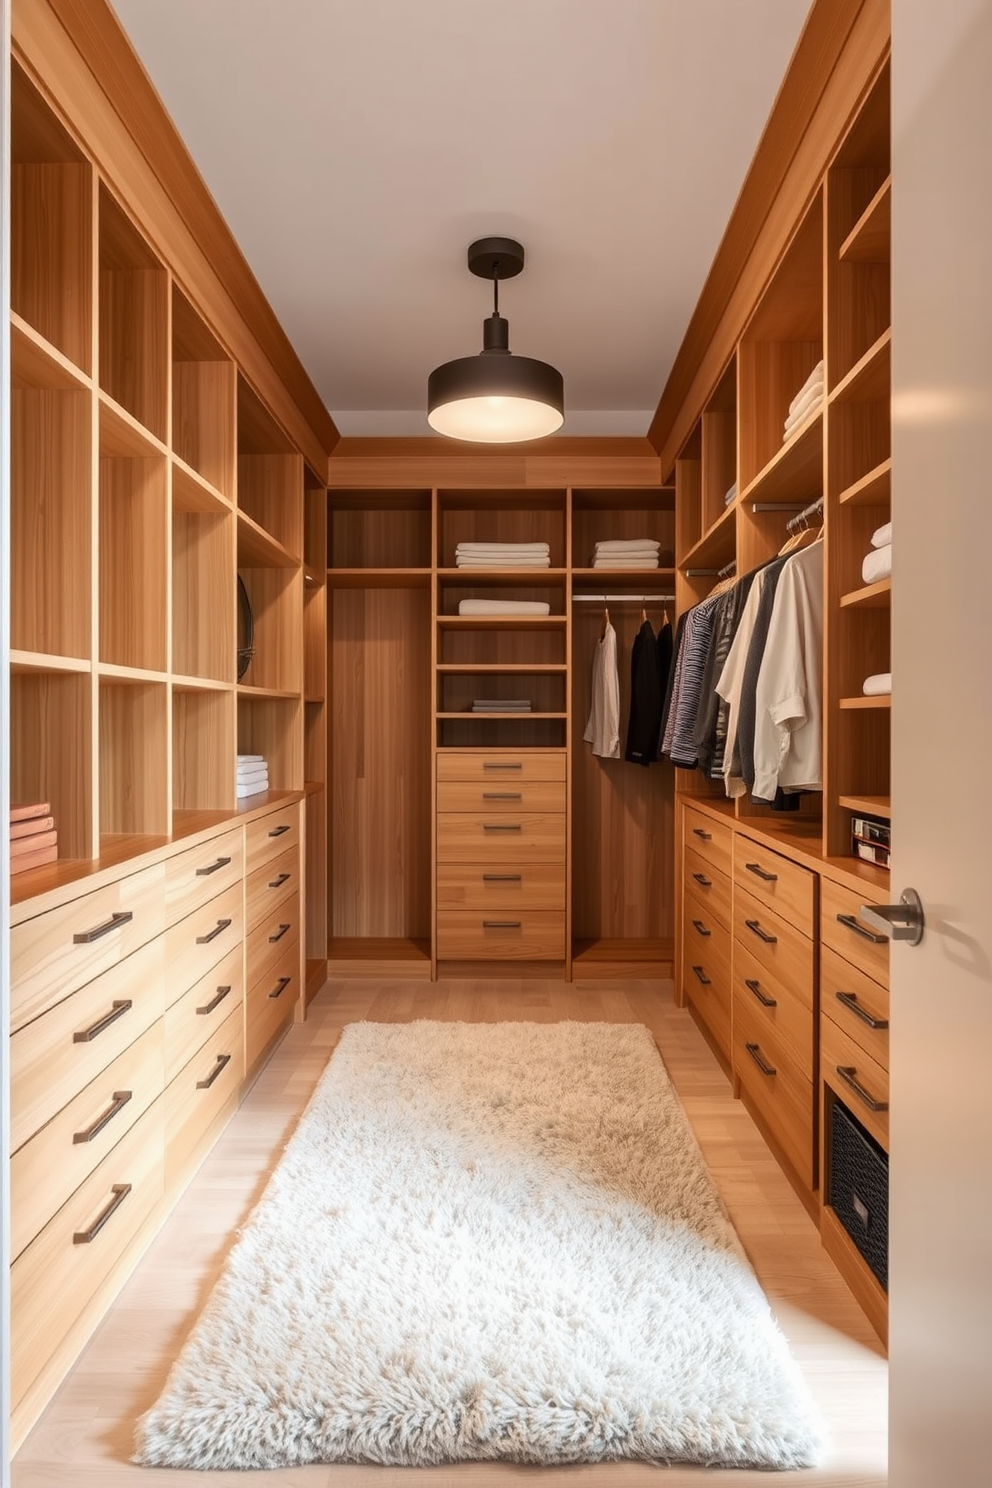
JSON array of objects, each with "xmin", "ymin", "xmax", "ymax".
[
  {"xmin": 197, "ymin": 984, "xmax": 232, "ymax": 1016},
  {"xmin": 73, "ymin": 1090, "xmax": 132, "ymax": 1144},
  {"xmin": 73, "ymin": 910, "xmax": 133, "ymax": 945},
  {"xmin": 196, "ymin": 917, "xmax": 232, "ymax": 945},
  {"xmin": 836, "ymin": 1064, "xmax": 888, "ymax": 1113},
  {"xmin": 73, "ymin": 999, "xmax": 132, "ymax": 1043},
  {"xmin": 482, "ymin": 791, "xmax": 522, "ymax": 800},
  {"xmin": 483, "ymin": 920, "xmax": 522, "ymax": 929},
  {"xmin": 746, "ymin": 862, "xmax": 778, "ymax": 883},
  {"xmin": 268, "ymin": 823, "xmax": 291, "ymax": 838},
  {"xmin": 483, "ymin": 762, "xmax": 522, "ymax": 770},
  {"xmin": 73, "ymin": 1183, "xmax": 131, "ymax": 1244},
  {"xmin": 483, "ymin": 823, "xmax": 522, "ymax": 831},
  {"xmin": 745, "ymin": 978, "xmax": 777, "ymax": 1008},
  {"xmin": 483, "ymin": 873, "xmax": 522, "ymax": 882},
  {"xmin": 746, "ymin": 1043, "xmax": 777, "ymax": 1077},
  {"xmin": 196, "ymin": 856, "xmax": 231, "ymax": 877},
  {"xmin": 691, "ymin": 872, "xmax": 712, "ymax": 888},
  {"xmin": 691, "ymin": 965, "xmax": 711, "ymax": 986},
  {"xmin": 691, "ymin": 918, "xmax": 711, "ymax": 937},
  {"xmin": 268, "ymin": 977, "xmax": 292, "ymax": 1000},
  {"xmin": 835, "ymin": 991, "xmax": 888, "ymax": 1030},
  {"xmin": 268, "ymin": 922, "xmax": 291, "ymax": 943},
  {"xmin": 745, "ymin": 918, "xmax": 777, "ymax": 945},
  {"xmin": 268, "ymin": 872, "xmax": 291, "ymax": 888},
  {"xmin": 196, "ymin": 1052, "xmax": 232, "ymax": 1089},
  {"xmin": 692, "ymin": 828, "xmax": 712, "ymax": 841},
  {"xmin": 836, "ymin": 912, "xmax": 887, "ymax": 945}
]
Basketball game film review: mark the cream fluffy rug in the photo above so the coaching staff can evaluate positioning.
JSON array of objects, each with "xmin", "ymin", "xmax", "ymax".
[{"xmin": 134, "ymin": 1021, "xmax": 824, "ymax": 1469}]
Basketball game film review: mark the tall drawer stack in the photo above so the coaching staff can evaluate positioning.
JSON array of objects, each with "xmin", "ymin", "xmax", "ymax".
[
  {"xmin": 681, "ymin": 805, "xmax": 733, "ymax": 1061},
  {"xmin": 244, "ymin": 801, "xmax": 302, "ymax": 1074},
  {"xmin": 436, "ymin": 751, "xmax": 567, "ymax": 961},
  {"xmin": 731, "ymin": 836, "xmax": 817, "ymax": 1189}
]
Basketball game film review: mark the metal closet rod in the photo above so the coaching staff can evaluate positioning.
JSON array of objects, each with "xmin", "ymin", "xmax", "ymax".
[
  {"xmin": 785, "ymin": 495, "xmax": 824, "ymax": 533},
  {"xmin": 573, "ymin": 593, "xmax": 674, "ymax": 603}
]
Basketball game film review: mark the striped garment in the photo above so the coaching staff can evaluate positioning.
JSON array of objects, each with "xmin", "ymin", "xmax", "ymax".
[
  {"xmin": 664, "ymin": 593, "xmax": 724, "ymax": 767},
  {"xmin": 693, "ymin": 570, "xmax": 759, "ymax": 779}
]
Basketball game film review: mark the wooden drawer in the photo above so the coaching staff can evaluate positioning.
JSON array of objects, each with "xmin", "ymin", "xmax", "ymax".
[
  {"xmin": 245, "ymin": 802, "xmax": 299, "ymax": 876},
  {"xmin": 164, "ymin": 827, "xmax": 243, "ymax": 929},
  {"xmin": 246, "ymin": 943, "xmax": 299, "ymax": 1072},
  {"xmin": 436, "ymin": 861, "xmax": 566, "ymax": 911},
  {"xmin": 734, "ymin": 938, "xmax": 814, "ymax": 1080},
  {"xmin": 437, "ymin": 750, "xmax": 566, "ymax": 783},
  {"xmin": 822, "ymin": 1009, "xmax": 889, "ymax": 1150},
  {"xmin": 11, "ymin": 1097, "xmax": 164, "ymax": 1414},
  {"xmin": 164, "ymin": 943, "xmax": 244, "ymax": 1086},
  {"xmin": 820, "ymin": 878, "xmax": 891, "ymax": 988},
  {"xmin": 733, "ymin": 835, "xmax": 815, "ymax": 937},
  {"xmin": 10, "ymin": 934, "xmax": 165, "ymax": 1153},
  {"xmin": 245, "ymin": 845, "xmax": 299, "ymax": 930},
  {"xmin": 734, "ymin": 985, "xmax": 814, "ymax": 1189},
  {"xmin": 166, "ymin": 1003, "xmax": 244, "ymax": 1194},
  {"xmin": 11, "ymin": 863, "xmax": 166, "ymax": 1032},
  {"xmin": 821, "ymin": 946, "xmax": 890, "ymax": 1071},
  {"xmin": 436, "ymin": 910, "xmax": 565, "ymax": 961},
  {"xmin": 683, "ymin": 846, "xmax": 731, "ymax": 932},
  {"xmin": 682, "ymin": 890, "xmax": 731, "ymax": 1061},
  {"xmin": 733, "ymin": 884, "xmax": 814, "ymax": 1008},
  {"xmin": 163, "ymin": 882, "xmax": 243, "ymax": 1002},
  {"xmin": 11, "ymin": 1018, "xmax": 164, "ymax": 1262},
  {"xmin": 436, "ymin": 779, "xmax": 566, "ymax": 814},
  {"xmin": 246, "ymin": 891, "xmax": 300, "ymax": 989},
  {"xmin": 436, "ymin": 813, "xmax": 565, "ymax": 863},
  {"xmin": 683, "ymin": 805, "xmax": 732, "ymax": 878}
]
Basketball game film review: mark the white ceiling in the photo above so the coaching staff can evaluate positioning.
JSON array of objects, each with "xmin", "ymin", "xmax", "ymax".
[{"xmin": 110, "ymin": 0, "xmax": 812, "ymax": 439}]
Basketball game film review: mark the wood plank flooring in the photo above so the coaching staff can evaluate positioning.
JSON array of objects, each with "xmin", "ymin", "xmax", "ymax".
[{"xmin": 12, "ymin": 975, "xmax": 887, "ymax": 1486}]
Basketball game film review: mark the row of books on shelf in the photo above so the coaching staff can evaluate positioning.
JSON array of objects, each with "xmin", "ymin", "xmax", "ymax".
[{"xmin": 10, "ymin": 801, "xmax": 57, "ymax": 875}]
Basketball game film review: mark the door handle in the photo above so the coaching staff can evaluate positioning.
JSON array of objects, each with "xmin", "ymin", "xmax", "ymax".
[
  {"xmin": 857, "ymin": 888, "xmax": 925, "ymax": 947},
  {"xmin": 746, "ymin": 1042, "xmax": 777, "ymax": 1077},
  {"xmin": 692, "ymin": 827, "xmax": 712, "ymax": 841},
  {"xmin": 692, "ymin": 872, "xmax": 712, "ymax": 887},
  {"xmin": 691, "ymin": 965, "xmax": 711, "ymax": 986}
]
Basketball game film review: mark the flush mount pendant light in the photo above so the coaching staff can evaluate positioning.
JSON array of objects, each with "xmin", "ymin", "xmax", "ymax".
[{"xmin": 427, "ymin": 237, "xmax": 564, "ymax": 443}]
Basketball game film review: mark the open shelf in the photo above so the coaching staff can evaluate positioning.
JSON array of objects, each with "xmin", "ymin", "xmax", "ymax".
[
  {"xmin": 741, "ymin": 408, "xmax": 822, "ymax": 506},
  {"xmin": 838, "ymin": 794, "xmax": 891, "ymax": 817},
  {"xmin": 437, "ymin": 567, "xmax": 568, "ymax": 584},
  {"xmin": 237, "ymin": 510, "xmax": 299, "ymax": 569},
  {"xmin": 840, "ymin": 175, "xmax": 891, "ymax": 264},
  {"xmin": 839, "ymin": 458, "xmax": 891, "ymax": 508},
  {"xmin": 437, "ymin": 663, "xmax": 566, "ymax": 674},
  {"xmin": 172, "ymin": 502, "xmax": 234, "ymax": 683},
  {"xmin": 438, "ymin": 489, "xmax": 567, "ymax": 568},
  {"xmin": 237, "ymin": 375, "xmax": 303, "ymax": 559},
  {"xmin": 10, "ymin": 668, "xmax": 92, "ymax": 861},
  {"xmin": 235, "ymin": 564, "xmax": 302, "ymax": 693},
  {"xmin": 679, "ymin": 502, "xmax": 736, "ymax": 573},
  {"xmin": 327, "ymin": 937, "xmax": 431, "ymax": 970},
  {"xmin": 237, "ymin": 694, "xmax": 303, "ymax": 793},
  {"xmin": 572, "ymin": 568, "xmax": 676, "ymax": 585},
  {"xmin": 10, "ymin": 314, "xmax": 90, "ymax": 393},
  {"xmin": 829, "ymin": 329, "xmax": 891, "ymax": 406},
  {"xmin": 840, "ymin": 579, "xmax": 891, "ymax": 609},
  {"xmin": 172, "ymin": 458, "xmax": 231, "ymax": 516},
  {"xmin": 840, "ymin": 695, "xmax": 891, "ymax": 709},
  {"xmin": 99, "ymin": 434, "xmax": 168, "ymax": 672},
  {"xmin": 436, "ymin": 712, "xmax": 568, "ymax": 721},
  {"xmin": 173, "ymin": 687, "xmax": 235, "ymax": 812},
  {"xmin": 98, "ymin": 678, "xmax": 169, "ymax": 836},
  {"xmin": 98, "ymin": 186, "xmax": 168, "ymax": 441},
  {"xmin": 437, "ymin": 614, "xmax": 567, "ymax": 630},
  {"xmin": 330, "ymin": 488, "xmax": 432, "ymax": 569},
  {"xmin": 570, "ymin": 487, "xmax": 675, "ymax": 569},
  {"xmin": 10, "ymin": 651, "xmax": 90, "ymax": 675},
  {"xmin": 172, "ymin": 285, "xmax": 235, "ymax": 498}
]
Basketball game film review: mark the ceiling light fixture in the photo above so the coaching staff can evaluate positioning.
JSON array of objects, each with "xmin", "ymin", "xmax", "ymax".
[{"xmin": 427, "ymin": 237, "xmax": 564, "ymax": 443}]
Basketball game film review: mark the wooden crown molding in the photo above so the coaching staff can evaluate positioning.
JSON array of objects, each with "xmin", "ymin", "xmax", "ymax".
[{"xmin": 327, "ymin": 436, "xmax": 664, "ymax": 489}]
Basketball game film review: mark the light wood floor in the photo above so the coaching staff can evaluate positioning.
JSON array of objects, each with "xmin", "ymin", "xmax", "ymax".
[{"xmin": 12, "ymin": 976, "xmax": 887, "ymax": 1487}]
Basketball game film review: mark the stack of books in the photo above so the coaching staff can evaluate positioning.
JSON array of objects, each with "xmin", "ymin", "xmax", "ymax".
[
  {"xmin": 471, "ymin": 699, "xmax": 532, "ymax": 714},
  {"xmin": 237, "ymin": 755, "xmax": 269, "ymax": 798},
  {"xmin": 11, "ymin": 801, "xmax": 58, "ymax": 875}
]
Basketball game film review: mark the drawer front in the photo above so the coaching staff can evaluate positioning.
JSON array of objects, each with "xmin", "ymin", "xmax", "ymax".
[
  {"xmin": 683, "ymin": 846, "xmax": 731, "ymax": 932},
  {"xmin": 436, "ymin": 779, "xmax": 566, "ymax": 814},
  {"xmin": 245, "ymin": 804, "xmax": 300, "ymax": 876},
  {"xmin": 437, "ymin": 750, "xmax": 566, "ymax": 784},
  {"xmin": 11, "ymin": 1098, "xmax": 164, "ymax": 1414},
  {"xmin": 436, "ymin": 813, "xmax": 566, "ymax": 863},
  {"xmin": 10, "ymin": 934, "xmax": 165, "ymax": 1153},
  {"xmin": 436, "ymin": 861, "xmax": 566, "ymax": 911},
  {"xmin": 246, "ymin": 944, "xmax": 299, "ymax": 1072},
  {"xmin": 733, "ymin": 884, "xmax": 814, "ymax": 1008},
  {"xmin": 821, "ymin": 946, "xmax": 890, "ymax": 1070},
  {"xmin": 11, "ymin": 1018, "xmax": 164, "ymax": 1262},
  {"xmin": 820, "ymin": 878, "xmax": 891, "ymax": 987},
  {"xmin": 163, "ymin": 882, "xmax": 243, "ymax": 1004},
  {"xmin": 164, "ymin": 828, "xmax": 243, "ymax": 928},
  {"xmin": 166, "ymin": 1003, "xmax": 244, "ymax": 1194},
  {"xmin": 246, "ymin": 891, "xmax": 301, "ymax": 989},
  {"xmin": 822, "ymin": 1009, "xmax": 889, "ymax": 1150},
  {"xmin": 733, "ymin": 836, "xmax": 815, "ymax": 937},
  {"xmin": 734, "ymin": 987, "xmax": 815, "ymax": 1189},
  {"xmin": 11, "ymin": 863, "xmax": 166, "ymax": 1032},
  {"xmin": 682, "ymin": 892, "xmax": 731, "ymax": 1061},
  {"xmin": 245, "ymin": 845, "xmax": 300, "ymax": 929},
  {"xmin": 164, "ymin": 943, "xmax": 244, "ymax": 1086},
  {"xmin": 733, "ymin": 938, "xmax": 814, "ymax": 1080},
  {"xmin": 683, "ymin": 805, "xmax": 732, "ymax": 878},
  {"xmin": 436, "ymin": 911, "xmax": 565, "ymax": 961}
]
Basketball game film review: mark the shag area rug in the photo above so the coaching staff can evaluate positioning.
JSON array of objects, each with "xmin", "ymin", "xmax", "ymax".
[{"xmin": 134, "ymin": 1021, "xmax": 824, "ymax": 1470}]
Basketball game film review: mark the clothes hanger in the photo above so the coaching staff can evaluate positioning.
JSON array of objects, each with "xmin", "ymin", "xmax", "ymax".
[
  {"xmin": 600, "ymin": 601, "xmax": 610, "ymax": 639},
  {"xmin": 640, "ymin": 599, "xmax": 648, "ymax": 626}
]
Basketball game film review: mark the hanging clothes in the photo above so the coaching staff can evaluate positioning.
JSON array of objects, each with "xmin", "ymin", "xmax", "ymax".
[
  {"xmin": 714, "ymin": 571, "xmax": 770, "ymax": 798},
  {"xmin": 736, "ymin": 554, "xmax": 791, "ymax": 795},
  {"xmin": 750, "ymin": 539, "xmax": 824, "ymax": 801},
  {"xmin": 659, "ymin": 610, "xmax": 689, "ymax": 748},
  {"xmin": 694, "ymin": 568, "xmax": 759, "ymax": 779},
  {"xmin": 583, "ymin": 620, "xmax": 621, "ymax": 759},
  {"xmin": 665, "ymin": 593, "xmax": 724, "ymax": 767},
  {"xmin": 625, "ymin": 620, "xmax": 664, "ymax": 765}
]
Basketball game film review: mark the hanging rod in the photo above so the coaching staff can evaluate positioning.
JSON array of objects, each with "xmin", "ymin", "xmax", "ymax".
[
  {"xmin": 717, "ymin": 558, "xmax": 737, "ymax": 580},
  {"xmin": 573, "ymin": 593, "xmax": 674, "ymax": 604},
  {"xmin": 751, "ymin": 502, "xmax": 804, "ymax": 514},
  {"xmin": 684, "ymin": 568, "xmax": 719, "ymax": 577},
  {"xmin": 786, "ymin": 494, "xmax": 824, "ymax": 533}
]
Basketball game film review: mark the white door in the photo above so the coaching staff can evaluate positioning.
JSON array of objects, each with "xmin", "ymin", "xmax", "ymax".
[{"xmin": 890, "ymin": 3, "xmax": 992, "ymax": 1484}]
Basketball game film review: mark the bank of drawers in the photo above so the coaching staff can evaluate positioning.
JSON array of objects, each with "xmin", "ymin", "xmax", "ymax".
[
  {"xmin": 436, "ymin": 751, "xmax": 567, "ymax": 961},
  {"xmin": 820, "ymin": 881, "xmax": 891, "ymax": 1151},
  {"xmin": 244, "ymin": 803, "xmax": 301, "ymax": 1072},
  {"xmin": 680, "ymin": 807, "xmax": 734, "ymax": 1060}
]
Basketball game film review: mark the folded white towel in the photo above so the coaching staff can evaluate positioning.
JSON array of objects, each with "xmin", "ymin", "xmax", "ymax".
[
  {"xmin": 592, "ymin": 557, "xmax": 660, "ymax": 569},
  {"xmin": 862, "ymin": 672, "xmax": 892, "ymax": 696},
  {"xmin": 593, "ymin": 538, "xmax": 661, "ymax": 555},
  {"xmin": 455, "ymin": 542, "xmax": 549, "ymax": 555},
  {"xmin": 788, "ymin": 360, "xmax": 825, "ymax": 415},
  {"xmin": 236, "ymin": 769, "xmax": 268, "ymax": 787},
  {"xmin": 871, "ymin": 521, "xmax": 892, "ymax": 549},
  {"xmin": 456, "ymin": 559, "xmax": 551, "ymax": 569},
  {"xmin": 457, "ymin": 599, "xmax": 551, "ymax": 615},
  {"xmin": 724, "ymin": 482, "xmax": 737, "ymax": 505},
  {"xmin": 862, "ymin": 543, "xmax": 892, "ymax": 585},
  {"xmin": 783, "ymin": 385, "xmax": 823, "ymax": 437},
  {"xmin": 236, "ymin": 760, "xmax": 268, "ymax": 774},
  {"xmin": 236, "ymin": 779, "xmax": 269, "ymax": 798},
  {"xmin": 236, "ymin": 754, "xmax": 265, "ymax": 763}
]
